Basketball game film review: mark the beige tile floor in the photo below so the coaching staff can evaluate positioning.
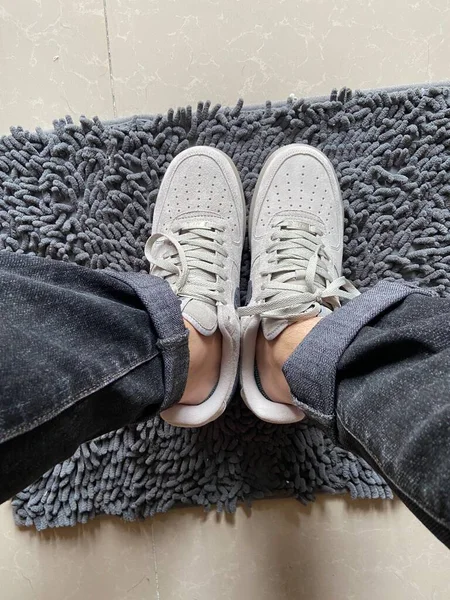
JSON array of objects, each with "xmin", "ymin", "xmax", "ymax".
[
  {"xmin": 1, "ymin": 497, "xmax": 450, "ymax": 600},
  {"xmin": 1, "ymin": 0, "xmax": 450, "ymax": 598}
]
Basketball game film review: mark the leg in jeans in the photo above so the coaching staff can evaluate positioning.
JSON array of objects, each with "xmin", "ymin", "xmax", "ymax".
[
  {"xmin": 261, "ymin": 281, "xmax": 450, "ymax": 548},
  {"xmin": 0, "ymin": 252, "xmax": 189, "ymax": 503}
]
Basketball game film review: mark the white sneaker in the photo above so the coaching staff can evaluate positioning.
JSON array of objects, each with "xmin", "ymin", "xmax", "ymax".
[
  {"xmin": 145, "ymin": 147, "xmax": 245, "ymax": 427},
  {"xmin": 239, "ymin": 144, "xmax": 359, "ymax": 424}
]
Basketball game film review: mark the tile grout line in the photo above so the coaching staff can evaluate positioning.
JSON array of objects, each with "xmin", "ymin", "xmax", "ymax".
[
  {"xmin": 151, "ymin": 520, "xmax": 161, "ymax": 600},
  {"xmin": 102, "ymin": 0, "xmax": 117, "ymax": 117}
]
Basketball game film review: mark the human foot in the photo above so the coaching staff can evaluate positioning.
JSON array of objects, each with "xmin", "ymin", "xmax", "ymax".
[
  {"xmin": 145, "ymin": 147, "xmax": 245, "ymax": 427},
  {"xmin": 239, "ymin": 144, "xmax": 359, "ymax": 423},
  {"xmin": 255, "ymin": 317, "xmax": 321, "ymax": 405},
  {"xmin": 179, "ymin": 320, "xmax": 222, "ymax": 405}
]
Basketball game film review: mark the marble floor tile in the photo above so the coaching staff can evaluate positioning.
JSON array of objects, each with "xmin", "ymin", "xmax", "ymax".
[
  {"xmin": 0, "ymin": 0, "xmax": 114, "ymax": 134},
  {"xmin": 1, "ymin": 497, "xmax": 449, "ymax": 600},
  {"xmin": 0, "ymin": 502, "xmax": 158, "ymax": 600},
  {"xmin": 151, "ymin": 497, "xmax": 450, "ymax": 600},
  {"xmin": 107, "ymin": 0, "xmax": 450, "ymax": 118}
]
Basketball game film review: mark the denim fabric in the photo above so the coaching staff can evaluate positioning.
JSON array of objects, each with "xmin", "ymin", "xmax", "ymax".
[
  {"xmin": 0, "ymin": 253, "xmax": 189, "ymax": 502},
  {"xmin": 283, "ymin": 282, "xmax": 450, "ymax": 548},
  {"xmin": 109, "ymin": 271, "xmax": 190, "ymax": 411},
  {"xmin": 283, "ymin": 281, "xmax": 431, "ymax": 430}
]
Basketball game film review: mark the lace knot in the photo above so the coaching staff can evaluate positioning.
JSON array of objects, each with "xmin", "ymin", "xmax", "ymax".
[
  {"xmin": 238, "ymin": 220, "xmax": 359, "ymax": 319},
  {"xmin": 145, "ymin": 223, "xmax": 228, "ymax": 306}
]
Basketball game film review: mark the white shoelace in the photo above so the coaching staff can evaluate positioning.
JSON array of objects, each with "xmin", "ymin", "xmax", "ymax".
[
  {"xmin": 145, "ymin": 224, "xmax": 228, "ymax": 306},
  {"xmin": 238, "ymin": 221, "xmax": 359, "ymax": 319}
]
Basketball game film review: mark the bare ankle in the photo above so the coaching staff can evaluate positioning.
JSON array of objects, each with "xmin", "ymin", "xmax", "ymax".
[
  {"xmin": 256, "ymin": 317, "xmax": 321, "ymax": 405},
  {"xmin": 179, "ymin": 320, "xmax": 222, "ymax": 405}
]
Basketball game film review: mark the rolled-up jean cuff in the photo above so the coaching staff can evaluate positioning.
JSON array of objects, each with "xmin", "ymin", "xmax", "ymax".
[
  {"xmin": 282, "ymin": 281, "xmax": 432, "ymax": 436},
  {"xmin": 106, "ymin": 271, "xmax": 189, "ymax": 411}
]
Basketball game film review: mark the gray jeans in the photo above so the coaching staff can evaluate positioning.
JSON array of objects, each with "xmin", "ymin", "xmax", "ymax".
[{"xmin": 0, "ymin": 254, "xmax": 449, "ymax": 548}]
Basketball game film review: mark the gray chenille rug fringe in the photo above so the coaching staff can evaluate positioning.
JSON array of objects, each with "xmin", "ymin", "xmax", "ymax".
[{"xmin": 5, "ymin": 85, "xmax": 450, "ymax": 529}]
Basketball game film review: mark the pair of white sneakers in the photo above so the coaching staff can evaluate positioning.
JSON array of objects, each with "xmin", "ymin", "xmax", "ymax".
[{"xmin": 146, "ymin": 145, "xmax": 358, "ymax": 428}]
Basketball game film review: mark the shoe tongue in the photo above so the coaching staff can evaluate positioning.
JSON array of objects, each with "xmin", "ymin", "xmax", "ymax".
[
  {"xmin": 261, "ymin": 305, "xmax": 332, "ymax": 341},
  {"xmin": 181, "ymin": 298, "xmax": 218, "ymax": 336}
]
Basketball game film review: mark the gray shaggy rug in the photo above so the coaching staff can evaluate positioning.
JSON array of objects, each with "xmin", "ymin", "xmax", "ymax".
[{"xmin": 7, "ymin": 84, "xmax": 450, "ymax": 529}]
